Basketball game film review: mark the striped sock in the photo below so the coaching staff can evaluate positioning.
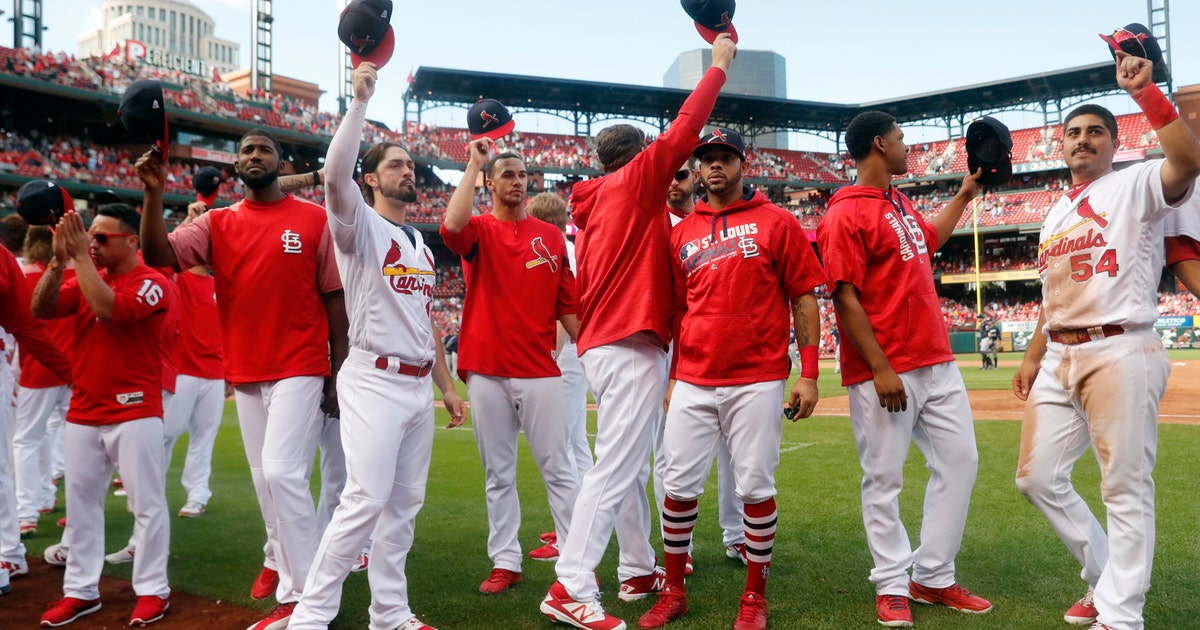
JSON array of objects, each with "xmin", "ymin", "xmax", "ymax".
[
  {"xmin": 662, "ymin": 497, "xmax": 698, "ymax": 589},
  {"xmin": 743, "ymin": 498, "xmax": 777, "ymax": 596}
]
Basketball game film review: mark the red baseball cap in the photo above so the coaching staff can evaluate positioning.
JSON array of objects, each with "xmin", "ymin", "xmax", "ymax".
[
  {"xmin": 338, "ymin": 0, "xmax": 395, "ymax": 69},
  {"xmin": 468, "ymin": 99, "xmax": 515, "ymax": 141}
]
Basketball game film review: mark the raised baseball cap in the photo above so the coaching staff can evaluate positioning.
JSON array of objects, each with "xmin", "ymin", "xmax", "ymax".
[
  {"xmin": 16, "ymin": 180, "xmax": 74, "ymax": 226},
  {"xmin": 119, "ymin": 79, "xmax": 169, "ymax": 154},
  {"xmin": 1099, "ymin": 22, "xmax": 1169, "ymax": 84},
  {"xmin": 338, "ymin": 0, "xmax": 395, "ymax": 69},
  {"xmin": 193, "ymin": 166, "xmax": 224, "ymax": 205},
  {"xmin": 681, "ymin": 0, "xmax": 738, "ymax": 45},
  {"xmin": 965, "ymin": 116, "xmax": 1013, "ymax": 188},
  {"xmin": 467, "ymin": 98, "xmax": 515, "ymax": 140},
  {"xmin": 693, "ymin": 127, "xmax": 746, "ymax": 161}
]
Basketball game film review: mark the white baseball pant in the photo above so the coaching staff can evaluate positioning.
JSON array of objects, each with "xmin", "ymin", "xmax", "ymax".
[
  {"xmin": 558, "ymin": 340, "xmax": 593, "ymax": 481},
  {"xmin": 234, "ymin": 376, "xmax": 324, "ymax": 603},
  {"xmin": 13, "ymin": 384, "xmax": 70, "ymax": 521},
  {"xmin": 1016, "ymin": 330, "xmax": 1167, "ymax": 630},
  {"xmin": 556, "ymin": 333, "xmax": 665, "ymax": 600},
  {"xmin": 62, "ymin": 418, "xmax": 170, "ymax": 600},
  {"xmin": 653, "ymin": 405, "xmax": 744, "ymax": 547},
  {"xmin": 161, "ymin": 375, "xmax": 224, "ymax": 506},
  {"xmin": 0, "ymin": 365, "xmax": 25, "ymax": 582},
  {"xmin": 662, "ymin": 380, "xmax": 785, "ymax": 503},
  {"xmin": 466, "ymin": 373, "xmax": 579, "ymax": 572},
  {"xmin": 847, "ymin": 360, "xmax": 978, "ymax": 596},
  {"xmin": 291, "ymin": 351, "xmax": 435, "ymax": 630}
]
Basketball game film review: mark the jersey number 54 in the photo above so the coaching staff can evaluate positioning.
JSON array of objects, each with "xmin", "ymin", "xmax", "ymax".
[{"xmin": 1069, "ymin": 249, "xmax": 1119, "ymax": 282}]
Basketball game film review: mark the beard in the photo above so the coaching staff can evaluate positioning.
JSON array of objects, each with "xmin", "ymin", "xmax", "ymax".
[
  {"xmin": 238, "ymin": 167, "xmax": 279, "ymax": 191},
  {"xmin": 380, "ymin": 180, "xmax": 418, "ymax": 203}
]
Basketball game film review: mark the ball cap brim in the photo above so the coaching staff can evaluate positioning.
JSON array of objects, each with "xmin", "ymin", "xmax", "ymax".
[
  {"xmin": 467, "ymin": 98, "xmax": 516, "ymax": 141},
  {"xmin": 694, "ymin": 20, "xmax": 738, "ymax": 45},
  {"xmin": 350, "ymin": 26, "xmax": 395, "ymax": 69}
]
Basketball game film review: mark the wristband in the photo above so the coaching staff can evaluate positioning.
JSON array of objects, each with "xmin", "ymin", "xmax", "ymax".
[
  {"xmin": 1131, "ymin": 83, "xmax": 1179, "ymax": 129},
  {"xmin": 311, "ymin": 170, "xmax": 321, "ymax": 188},
  {"xmin": 800, "ymin": 345, "xmax": 819, "ymax": 380}
]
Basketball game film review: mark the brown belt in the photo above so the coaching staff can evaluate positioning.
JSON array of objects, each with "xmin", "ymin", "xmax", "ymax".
[
  {"xmin": 1048, "ymin": 325, "xmax": 1125, "ymax": 345},
  {"xmin": 374, "ymin": 356, "xmax": 433, "ymax": 377}
]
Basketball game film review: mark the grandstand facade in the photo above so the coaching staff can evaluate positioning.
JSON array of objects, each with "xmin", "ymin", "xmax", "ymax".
[{"xmin": 76, "ymin": 0, "xmax": 240, "ymax": 76}]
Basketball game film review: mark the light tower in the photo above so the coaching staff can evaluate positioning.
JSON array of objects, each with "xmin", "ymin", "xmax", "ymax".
[{"xmin": 251, "ymin": 0, "xmax": 273, "ymax": 93}]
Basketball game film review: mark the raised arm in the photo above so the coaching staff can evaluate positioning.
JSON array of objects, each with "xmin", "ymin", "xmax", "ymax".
[
  {"xmin": 279, "ymin": 169, "xmax": 323, "ymax": 194},
  {"xmin": 135, "ymin": 149, "xmax": 180, "ymax": 269},
  {"xmin": 443, "ymin": 138, "xmax": 492, "ymax": 233},
  {"xmin": 326, "ymin": 63, "xmax": 377, "ymax": 223},
  {"xmin": 1114, "ymin": 52, "xmax": 1200, "ymax": 201},
  {"xmin": 930, "ymin": 168, "xmax": 983, "ymax": 248}
]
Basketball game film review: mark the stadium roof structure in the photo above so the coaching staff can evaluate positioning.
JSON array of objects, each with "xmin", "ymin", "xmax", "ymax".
[{"xmin": 405, "ymin": 62, "xmax": 1123, "ymax": 140}]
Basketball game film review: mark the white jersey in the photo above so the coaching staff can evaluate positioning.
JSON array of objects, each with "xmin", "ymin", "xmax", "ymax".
[
  {"xmin": 1162, "ymin": 192, "xmax": 1200, "ymax": 240},
  {"xmin": 1038, "ymin": 159, "xmax": 1182, "ymax": 333},
  {"xmin": 326, "ymin": 100, "xmax": 436, "ymax": 363}
]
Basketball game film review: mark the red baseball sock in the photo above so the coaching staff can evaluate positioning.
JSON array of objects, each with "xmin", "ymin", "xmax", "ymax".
[
  {"xmin": 662, "ymin": 496, "xmax": 698, "ymax": 589},
  {"xmin": 743, "ymin": 498, "xmax": 777, "ymax": 596}
]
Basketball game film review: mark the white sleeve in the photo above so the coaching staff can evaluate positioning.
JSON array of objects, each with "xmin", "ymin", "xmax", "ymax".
[
  {"xmin": 1133, "ymin": 159, "xmax": 1194, "ymax": 224},
  {"xmin": 325, "ymin": 99, "xmax": 372, "ymax": 254},
  {"xmin": 1163, "ymin": 193, "xmax": 1200, "ymax": 240}
]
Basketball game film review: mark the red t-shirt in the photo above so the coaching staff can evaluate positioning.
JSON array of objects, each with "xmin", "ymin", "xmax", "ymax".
[
  {"xmin": 670, "ymin": 190, "xmax": 826, "ymax": 385},
  {"xmin": 18, "ymin": 263, "xmax": 76, "ymax": 389},
  {"xmin": 168, "ymin": 195, "xmax": 342, "ymax": 385},
  {"xmin": 0, "ymin": 250, "xmax": 71, "ymax": 385},
  {"xmin": 1165, "ymin": 235, "xmax": 1200, "ymax": 266},
  {"xmin": 441, "ymin": 214, "xmax": 575, "ymax": 379},
  {"xmin": 173, "ymin": 269, "xmax": 224, "ymax": 380},
  {"xmin": 55, "ymin": 264, "xmax": 174, "ymax": 425},
  {"xmin": 817, "ymin": 185, "xmax": 952, "ymax": 387}
]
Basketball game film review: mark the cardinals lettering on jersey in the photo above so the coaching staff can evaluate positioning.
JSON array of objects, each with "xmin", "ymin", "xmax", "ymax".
[
  {"xmin": 381, "ymin": 239, "xmax": 435, "ymax": 296},
  {"xmin": 678, "ymin": 222, "xmax": 761, "ymax": 275}
]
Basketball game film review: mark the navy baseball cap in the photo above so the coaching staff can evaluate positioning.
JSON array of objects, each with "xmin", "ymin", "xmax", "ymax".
[
  {"xmin": 119, "ymin": 79, "xmax": 169, "ymax": 154},
  {"xmin": 16, "ymin": 180, "xmax": 74, "ymax": 226},
  {"xmin": 965, "ymin": 116, "xmax": 1013, "ymax": 188},
  {"xmin": 467, "ymin": 99, "xmax": 515, "ymax": 140},
  {"xmin": 193, "ymin": 166, "xmax": 223, "ymax": 205},
  {"xmin": 338, "ymin": 0, "xmax": 395, "ymax": 69},
  {"xmin": 681, "ymin": 0, "xmax": 738, "ymax": 44},
  {"xmin": 693, "ymin": 127, "xmax": 746, "ymax": 161},
  {"xmin": 1099, "ymin": 23, "xmax": 1169, "ymax": 84}
]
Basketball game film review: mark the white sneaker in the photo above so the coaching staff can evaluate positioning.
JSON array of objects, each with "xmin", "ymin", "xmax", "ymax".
[
  {"xmin": 178, "ymin": 500, "xmax": 206, "ymax": 518},
  {"xmin": 44, "ymin": 543, "xmax": 68, "ymax": 566},
  {"xmin": 105, "ymin": 545, "xmax": 135, "ymax": 565},
  {"xmin": 398, "ymin": 617, "xmax": 437, "ymax": 630}
]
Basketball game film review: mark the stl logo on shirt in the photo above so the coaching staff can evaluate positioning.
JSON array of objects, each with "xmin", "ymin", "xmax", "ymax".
[
  {"xmin": 525, "ymin": 236, "xmax": 560, "ymax": 272},
  {"xmin": 281, "ymin": 230, "xmax": 303, "ymax": 254},
  {"xmin": 381, "ymin": 239, "xmax": 434, "ymax": 295},
  {"xmin": 738, "ymin": 236, "xmax": 760, "ymax": 258}
]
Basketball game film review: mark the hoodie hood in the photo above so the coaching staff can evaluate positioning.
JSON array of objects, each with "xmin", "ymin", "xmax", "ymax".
[
  {"xmin": 569, "ymin": 177, "xmax": 605, "ymax": 230},
  {"xmin": 829, "ymin": 184, "xmax": 895, "ymax": 205},
  {"xmin": 694, "ymin": 186, "xmax": 770, "ymax": 218}
]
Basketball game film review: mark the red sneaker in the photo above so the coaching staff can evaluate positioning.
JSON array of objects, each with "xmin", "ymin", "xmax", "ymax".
[
  {"xmin": 732, "ymin": 591, "xmax": 767, "ymax": 630},
  {"xmin": 350, "ymin": 552, "xmax": 369, "ymax": 573},
  {"xmin": 725, "ymin": 543, "xmax": 748, "ymax": 565},
  {"xmin": 40, "ymin": 597, "xmax": 102, "ymax": 627},
  {"xmin": 539, "ymin": 531, "xmax": 557, "ymax": 544},
  {"xmin": 129, "ymin": 595, "xmax": 169, "ymax": 626},
  {"xmin": 540, "ymin": 581, "xmax": 626, "ymax": 630},
  {"xmin": 875, "ymin": 594, "xmax": 913, "ymax": 628},
  {"xmin": 478, "ymin": 568, "xmax": 522, "ymax": 594},
  {"xmin": 637, "ymin": 585, "xmax": 688, "ymax": 628},
  {"xmin": 529, "ymin": 540, "xmax": 559, "ymax": 561},
  {"xmin": 250, "ymin": 566, "xmax": 279, "ymax": 600},
  {"xmin": 684, "ymin": 554, "xmax": 693, "ymax": 577},
  {"xmin": 618, "ymin": 566, "xmax": 666, "ymax": 602},
  {"xmin": 1065, "ymin": 590, "xmax": 1098, "ymax": 625},
  {"xmin": 909, "ymin": 582, "xmax": 992, "ymax": 613},
  {"xmin": 245, "ymin": 602, "xmax": 295, "ymax": 630},
  {"xmin": 1, "ymin": 560, "xmax": 28, "ymax": 578}
]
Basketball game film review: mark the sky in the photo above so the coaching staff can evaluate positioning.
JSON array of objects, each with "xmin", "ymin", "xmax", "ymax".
[{"xmin": 29, "ymin": 0, "xmax": 1200, "ymax": 151}]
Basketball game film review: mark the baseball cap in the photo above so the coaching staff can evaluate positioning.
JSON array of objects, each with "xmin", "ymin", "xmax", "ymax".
[
  {"xmin": 681, "ymin": 0, "xmax": 738, "ymax": 45},
  {"xmin": 338, "ymin": 0, "xmax": 395, "ymax": 69},
  {"xmin": 119, "ymin": 79, "xmax": 169, "ymax": 154},
  {"xmin": 16, "ymin": 180, "xmax": 74, "ymax": 226},
  {"xmin": 95, "ymin": 190, "xmax": 124, "ymax": 206},
  {"xmin": 965, "ymin": 116, "xmax": 1013, "ymax": 188},
  {"xmin": 193, "ymin": 166, "xmax": 224, "ymax": 205},
  {"xmin": 467, "ymin": 99, "xmax": 515, "ymax": 140},
  {"xmin": 693, "ymin": 127, "xmax": 746, "ymax": 161},
  {"xmin": 1099, "ymin": 22, "xmax": 1169, "ymax": 84}
]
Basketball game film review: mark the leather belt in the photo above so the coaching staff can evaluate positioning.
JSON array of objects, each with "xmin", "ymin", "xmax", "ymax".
[
  {"xmin": 1048, "ymin": 325, "xmax": 1124, "ymax": 345},
  {"xmin": 373, "ymin": 356, "xmax": 433, "ymax": 377}
]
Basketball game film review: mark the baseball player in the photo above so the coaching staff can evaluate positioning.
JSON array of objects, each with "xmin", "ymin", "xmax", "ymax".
[
  {"xmin": 639, "ymin": 129, "xmax": 824, "ymax": 630},
  {"xmin": 137, "ymin": 128, "xmax": 350, "ymax": 630},
  {"xmin": 441, "ymin": 137, "xmax": 580, "ymax": 585},
  {"xmin": 540, "ymin": 33, "xmax": 736, "ymax": 630},
  {"xmin": 986, "ymin": 320, "xmax": 1001, "ymax": 368},
  {"xmin": 14, "ymin": 226, "xmax": 74, "ymax": 537},
  {"xmin": 31, "ymin": 205, "xmax": 173, "ymax": 627},
  {"xmin": 1013, "ymin": 50, "xmax": 1200, "ymax": 630},
  {"xmin": 288, "ymin": 61, "xmax": 466, "ymax": 630},
  {"xmin": 1164, "ymin": 197, "xmax": 1200, "ymax": 297},
  {"xmin": 817, "ymin": 110, "xmax": 991, "ymax": 628}
]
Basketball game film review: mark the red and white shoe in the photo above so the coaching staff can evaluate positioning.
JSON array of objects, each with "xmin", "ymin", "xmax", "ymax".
[
  {"xmin": 250, "ymin": 566, "xmax": 279, "ymax": 600},
  {"xmin": 529, "ymin": 540, "xmax": 559, "ymax": 561},
  {"xmin": 351, "ymin": 552, "xmax": 369, "ymax": 573},
  {"xmin": 43, "ymin": 544, "xmax": 68, "ymax": 567},
  {"xmin": 1, "ymin": 560, "xmax": 28, "ymax": 578},
  {"xmin": 105, "ymin": 545, "xmax": 136, "ymax": 565},
  {"xmin": 909, "ymin": 582, "xmax": 992, "ymax": 613},
  {"xmin": 1065, "ymin": 590, "xmax": 1098, "ymax": 625},
  {"xmin": 539, "ymin": 531, "xmax": 557, "ymax": 544},
  {"xmin": 129, "ymin": 595, "xmax": 169, "ymax": 626},
  {"xmin": 732, "ymin": 591, "xmax": 768, "ymax": 630},
  {"xmin": 876, "ymin": 594, "xmax": 913, "ymax": 628},
  {"xmin": 636, "ymin": 585, "xmax": 688, "ymax": 628},
  {"xmin": 478, "ymin": 568, "xmax": 522, "ymax": 594},
  {"xmin": 540, "ymin": 581, "xmax": 627, "ymax": 630},
  {"xmin": 684, "ymin": 554, "xmax": 693, "ymax": 577},
  {"xmin": 397, "ymin": 617, "xmax": 436, "ymax": 630},
  {"xmin": 40, "ymin": 597, "xmax": 102, "ymax": 627},
  {"xmin": 245, "ymin": 602, "xmax": 295, "ymax": 630},
  {"xmin": 618, "ymin": 566, "xmax": 666, "ymax": 602},
  {"xmin": 19, "ymin": 520, "xmax": 37, "ymax": 537}
]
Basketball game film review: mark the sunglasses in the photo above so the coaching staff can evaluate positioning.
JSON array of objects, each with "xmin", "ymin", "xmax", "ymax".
[
  {"xmin": 91, "ymin": 232, "xmax": 136, "ymax": 245},
  {"xmin": 674, "ymin": 169, "xmax": 693, "ymax": 181}
]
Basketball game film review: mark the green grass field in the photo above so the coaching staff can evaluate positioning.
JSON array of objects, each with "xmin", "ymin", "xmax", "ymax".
[{"xmin": 21, "ymin": 351, "xmax": 1200, "ymax": 629}]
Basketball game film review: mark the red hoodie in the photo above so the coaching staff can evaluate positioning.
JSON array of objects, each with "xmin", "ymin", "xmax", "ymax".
[
  {"xmin": 670, "ymin": 188, "xmax": 825, "ymax": 385},
  {"xmin": 817, "ymin": 185, "xmax": 952, "ymax": 387},
  {"xmin": 572, "ymin": 66, "xmax": 726, "ymax": 355}
]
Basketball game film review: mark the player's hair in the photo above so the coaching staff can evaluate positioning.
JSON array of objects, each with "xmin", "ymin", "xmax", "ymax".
[
  {"xmin": 486, "ymin": 152, "xmax": 524, "ymax": 179},
  {"xmin": 526, "ymin": 192, "xmax": 568, "ymax": 230},
  {"xmin": 595, "ymin": 124, "xmax": 645, "ymax": 173},
  {"xmin": 845, "ymin": 111, "xmax": 898, "ymax": 161},
  {"xmin": 359, "ymin": 141, "xmax": 407, "ymax": 206},
  {"xmin": 1064, "ymin": 104, "xmax": 1119, "ymax": 140},
  {"xmin": 0, "ymin": 213, "xmax": 29, "ymax": 254},
  {"xmin": 239, "ymin": 128, "xmax": 283, "ymax": 156},
  {"xmin": 23, "ymin": 225, "xmax": 52, "ymax": 264},
  {"xmin": 96, "ymin": 203, "xmax": 142, "ymax": 234}
]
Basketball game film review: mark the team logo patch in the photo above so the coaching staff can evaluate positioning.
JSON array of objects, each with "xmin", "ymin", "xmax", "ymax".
[
  {"xmin": 1075, "ymin": 197, "xmax": 1109, "ymax": 229},
  {"xmin": 116, "ymin": 391, "xmax": 145, "ymax": 405},
  {"xmin": 738, "ymin": 236, "xmax": 759, "ymax": 258},
  {"xmin": 525, "ymin": 236, "xmax": 560, "ymax": 271},
  {"xmin": 381, "ymin": 239, "xmax": 435, "ymax": 296},
  {"xmin": 281, "ymin": 229, "xmax": 303, "ymax": 254},
  {"xmin": 480, "ymin": 110, "xmax": 501, "ymax": 129},
  {"xmin": 349, "ymin": 34, "xmax": 375, "ymax": 54}
]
